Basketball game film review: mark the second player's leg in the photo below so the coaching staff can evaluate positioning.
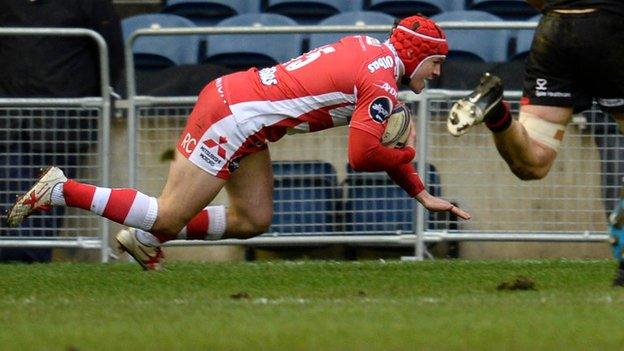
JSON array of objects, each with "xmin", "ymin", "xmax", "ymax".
[{"xmin": 492, "ymin": 104, "xmax": 573, "ymax": 180}]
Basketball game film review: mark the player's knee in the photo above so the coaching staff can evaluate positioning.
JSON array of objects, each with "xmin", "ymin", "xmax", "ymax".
[
  {"xmin": 236, "ymin": 209, "xmax": 272, "ymax": 237},
  {"xmin": 247, "ymin": 211, "xmax": 273, "ymax": 235},
  {"xmin": 510, "ymin": 164, "xmax": 549, "ymax": 181},
  {"xmin": 519, "ymin": 112, "xmax": 566, "ymax": 152}
]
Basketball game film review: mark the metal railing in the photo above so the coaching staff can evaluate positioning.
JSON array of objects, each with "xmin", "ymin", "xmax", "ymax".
[{"xmin": 0, "ymin": 28, "xmax": 111, "ymax": 262}]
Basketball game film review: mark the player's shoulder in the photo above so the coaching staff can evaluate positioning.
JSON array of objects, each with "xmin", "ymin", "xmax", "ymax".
[
  {"xmin": 338, "ymin": 35, "xmax": 391, "ymax": 58},
  {"xmin": 336, "ymin": 35, "xmax": 397, "ymax": 76}
]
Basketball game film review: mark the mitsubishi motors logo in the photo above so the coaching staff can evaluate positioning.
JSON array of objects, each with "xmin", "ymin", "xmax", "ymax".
[{"xmin": 203, "ymin": 136, "xmax": 228, "ymax": 158}]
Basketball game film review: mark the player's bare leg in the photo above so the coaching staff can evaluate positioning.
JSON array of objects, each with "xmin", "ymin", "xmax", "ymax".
[
  {"xmin": 448, "ymin": 73, "xmax": 572, "ymax": 180},
  {"xmin": 490, "ymin": 104, "xmax": 572, "ymax": 180},
  {"xmin": 222, "ymin": 148, "xmax": 274, "ymax": 239},
  {"xmin": 117, "ymin": 149, "xmax": 227, "ymax": 270},
  {"xmin": 149, "ymin": 150, "xmax": 227, "ymax": 236}
]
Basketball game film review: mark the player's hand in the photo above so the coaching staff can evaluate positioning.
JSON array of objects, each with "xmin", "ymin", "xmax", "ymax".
[{"xmin": 415, "ymin": 190, "xmax": 471, "ymax": 220}]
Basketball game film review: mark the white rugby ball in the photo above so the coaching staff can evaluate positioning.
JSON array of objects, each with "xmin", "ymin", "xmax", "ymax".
[{"xmin": 381, "ymin": 105, "xmax": 411, "ymax": 148}]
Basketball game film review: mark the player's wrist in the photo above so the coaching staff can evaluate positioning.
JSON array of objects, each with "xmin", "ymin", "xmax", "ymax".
[{"xmin": 414, "ymin": 189, "xmax": 429, "ymax": 203}]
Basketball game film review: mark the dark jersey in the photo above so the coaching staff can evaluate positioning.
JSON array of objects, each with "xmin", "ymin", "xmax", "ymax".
[
  {"xmin": 0, "ymin": 0, "xmax": 124, "ymax": 97},
  {"xmin": 541, "ymin": 0, "xmax": 624, "ymax": 15},
  {"xmin": 522, "ymin": 9, "xmax": 624, "ymax": 113}
]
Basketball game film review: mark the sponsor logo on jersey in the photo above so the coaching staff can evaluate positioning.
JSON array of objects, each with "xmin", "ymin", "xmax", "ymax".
[
  {"xmin": 259, "ymin": 66, "xmax": 278, "ymax": 85},
  {"xmin": 215, "ymin": 77, "xmax": 225, "ymax": 101},
  {"xmin": 368, "ymin": 56, "xmax": 394, "ymax": 73},
  {"xmin": 199, "ymin": 136, "xmax": 228, "ymax": 167},
  {"xmin": 374, "ymin": 82, "xmax": 398, "ymax": 98},
  {"xmin": 534, "ymin": 77, "xmax": 571, "ymax": 98},
  {"xmin": 369, "ymin": 96, "xmax": 392, "ymax": 123}
]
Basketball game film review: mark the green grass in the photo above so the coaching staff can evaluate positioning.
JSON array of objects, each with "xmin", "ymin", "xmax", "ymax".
[{"xmin": 1, "ymin": 259, "xmax": 623, "ymax": 350}]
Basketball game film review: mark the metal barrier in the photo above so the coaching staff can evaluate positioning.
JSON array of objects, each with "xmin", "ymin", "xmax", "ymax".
[
  {"xmin": 125, "ymin": 22, "xmax": 611, "ymax": 258},
  {"xmin": 0, "ymin": 28, "xmax": 111, "ymax": 262},
  {"xmin": 402, "ymin": 89, "xmax": 612, "ymax": 258}
]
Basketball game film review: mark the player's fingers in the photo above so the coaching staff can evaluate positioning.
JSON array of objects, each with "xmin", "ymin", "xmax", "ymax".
[{"xmin": 451, "ymin": 205, "xmax": 471, "ymax": 220}]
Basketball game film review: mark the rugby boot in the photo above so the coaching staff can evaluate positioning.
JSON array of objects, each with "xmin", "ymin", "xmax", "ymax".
[
  {"xmin": 116, "ymin": 228, "xmax": 164, "ymax": 271},
  {"xmin": 6, "ymin": 166, "xmax": 67, "ymax": 227},
  {"xmin": 447, "ymin": 72, "xmax": 504, "ymax": 136}
]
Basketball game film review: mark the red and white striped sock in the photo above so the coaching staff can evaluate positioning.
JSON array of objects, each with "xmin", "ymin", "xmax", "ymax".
[
  {"xmin": 52, "ymin": 180, "xmax": 158, "ymax": 231},
  {"xmin": 177, "ymin": 205, "xmax": 226, "ymax": 241},
  {"xmin": 136, "ymin": 205, "xmax": 226, "ymax": 245}
]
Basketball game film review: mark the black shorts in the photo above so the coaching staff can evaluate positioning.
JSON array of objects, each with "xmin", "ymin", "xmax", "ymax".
[{"xmin": 523, "ymin": 10, "xmax": 624, "ymax": 113}]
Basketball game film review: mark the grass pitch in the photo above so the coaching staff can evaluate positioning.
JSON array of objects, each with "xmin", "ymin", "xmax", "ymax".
[{"xmin": 1, "ymin": 259, "xmax": 623, "ymax": 350}]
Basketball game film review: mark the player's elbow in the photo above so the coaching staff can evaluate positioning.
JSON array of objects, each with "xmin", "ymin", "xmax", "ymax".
[
  {"xmin": 349, "ymin": 155, "xmax": 371, "ymax": 172},
  {"xmin": 349, "ymin": 159, "xmax": 363, "ymax": 172}
]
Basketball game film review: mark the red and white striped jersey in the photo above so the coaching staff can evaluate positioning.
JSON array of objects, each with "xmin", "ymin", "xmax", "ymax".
[
  {"xmin": 179, "ymin": 35, "xmax": 425, "ymax": 196},
  {"xmin": 220, "ymin": 35, "xmax": 402, "ymax": 143}
]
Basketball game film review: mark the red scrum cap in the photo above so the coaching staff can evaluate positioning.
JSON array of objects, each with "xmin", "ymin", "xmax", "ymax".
[{"xmin": 389, "ymin": 15, "xmax": 448, "ymax": 79}]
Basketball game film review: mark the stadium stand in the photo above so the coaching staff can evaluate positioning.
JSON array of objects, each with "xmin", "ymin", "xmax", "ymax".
[
  {"xmin": 204, "ymin": 13, "xmax": 303, "ymax": 70},
  {"xmin": 270, "ymin": 161, "xmax": 341, "ymax": 234},
  {"xmin": 431, "ymin": 10, "xmax": 509, "ymax": 62},
  {"xmin": 366, "ymin": 0, "xmax": 465, "ymax": 18},
  {"xmin": 308, "ymin": 11, "xmax": 396, "ymax": 49},
  {"xmin": 122, "ymin": 13, "xmax": 200, "ymax": 70},
  {"xmin": 467, "ymin": 0, "xmax": 539, "ymax": 20},
  {"xmin": 264, "ymin": 0, "xmax": 364, "ymax": 24},
  {"xmin": 163, "ymin": 0, "xmax": 262, "ymax": 26}
]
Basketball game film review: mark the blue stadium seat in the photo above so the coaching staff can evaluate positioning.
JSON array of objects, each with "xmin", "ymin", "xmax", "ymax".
[
  {"xmin": 264, "ymin": 0, "xmax": 364, "ymax": 24},
  {"xmin": 122, "ymin": 14, "xmax": 200, "ymax": 70},
  {"xmin": 205, "ymin": 13, "xmax": 303, "ymax": 70},
  {"xmin": 344, "ymin": 163, "xmax": 449, "ymax": 233},
  {"xmin": 163, "ymin": 0, "xmax": 262, "ymax": 26},
  {"xmin": 511, "ymin": 14, "xmax": 541, "ymax": 60},
  {"xmin": 468, "ymin": 0, "xmax": 539, "ymax": 20},
  {"xmin": 367, "ymin": 0, "xmax": 465, "ymax": 18},
  {"xmin": 431, "ymin": 10, "xmax": 509, "ymax": 62},
  {"xmin": 308, "ymin": 11, "xmax": 396, "ymax": 49},
  {"xmin": 270, "ymin": 161, "xmax": 341, "ymax": 234}
]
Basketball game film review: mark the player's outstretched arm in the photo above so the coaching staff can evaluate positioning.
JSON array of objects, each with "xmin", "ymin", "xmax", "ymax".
[
  {"xmin": 348, "ymin": 127, "xmax": 416, "ymax": 172},
  {"xmin": 415, "ymin": 190, "xmax": 471, "ymax": 220}
]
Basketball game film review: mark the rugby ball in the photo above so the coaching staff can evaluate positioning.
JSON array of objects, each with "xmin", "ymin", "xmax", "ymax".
[{"xmin": 381, "ymin": 104, "xmax": 411, "ymax": 148}]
